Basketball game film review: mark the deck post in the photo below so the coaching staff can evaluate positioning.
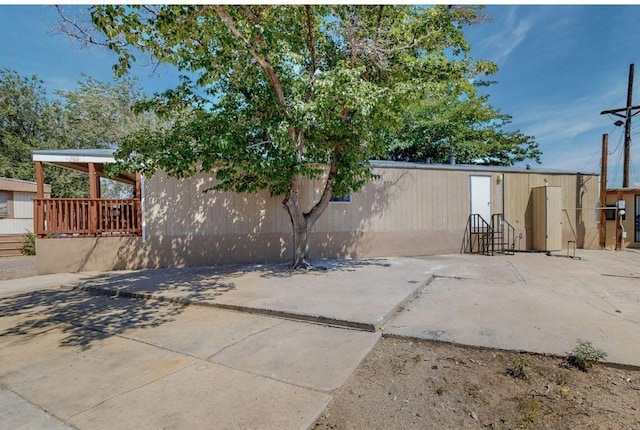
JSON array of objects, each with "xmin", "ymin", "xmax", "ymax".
[
  {"xmin": 134, "ymin": 172, "xmax": 141, "ymax": 199},
  {"xmin": 34, "ymin": 161, "xmax": 44, "ymax": 237},
  {"xmin": 89, "ymin": 163, "xmax": 98, "ymax": 234},
  {"xmin": 35, "ymin": 161, "xmax": 44, "ymax": 199}
]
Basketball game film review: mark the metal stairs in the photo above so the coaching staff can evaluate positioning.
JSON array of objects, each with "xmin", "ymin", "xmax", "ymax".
[{"xmin": 463, "ymin": 213, "xmax": 516, "ymax": 256}]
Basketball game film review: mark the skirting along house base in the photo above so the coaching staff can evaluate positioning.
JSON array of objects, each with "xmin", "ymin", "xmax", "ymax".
[{"xmin": 33, "ymin": 150, "xmax": 600, "ymax": 274}]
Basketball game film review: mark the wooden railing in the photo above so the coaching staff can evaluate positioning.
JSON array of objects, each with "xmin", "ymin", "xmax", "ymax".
[{"xmin": 34, "ymin": 198, "xmax": 142, "ymax": 237}]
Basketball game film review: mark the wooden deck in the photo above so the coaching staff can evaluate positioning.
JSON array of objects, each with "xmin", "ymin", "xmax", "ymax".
[{"xmin": 34, "ymin": 198, "xmax": 142, "ymax": 237}]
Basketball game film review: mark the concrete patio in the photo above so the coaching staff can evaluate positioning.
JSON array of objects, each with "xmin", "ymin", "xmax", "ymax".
[{"xmin": 1, "ymin": 249, "xmax": 638, "ymax": 429}]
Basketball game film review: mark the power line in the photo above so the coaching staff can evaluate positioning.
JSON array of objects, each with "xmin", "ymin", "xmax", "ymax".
[
  {"xmin": 600, "ymin": 63, "xmax": 640, "ymax": 187},
  {"xmin": 609, "ymin": 129, "xmax": 624, "ymax": 155}
]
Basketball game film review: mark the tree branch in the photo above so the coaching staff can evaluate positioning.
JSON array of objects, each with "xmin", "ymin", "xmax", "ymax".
[
  {"xmin": 305, "ymin": 6, "xmax": 317, "ymax": 78},
  {"xmin": 55, "ymin": 5, "xmax": 115, "ymax": 48},
  {"xmin": 211, "ymin": 6, "xmax": 289, "ymax": 116},
  {"xmin": 306, "ymin": 145, "xmax": 342, "ymax": 226},
  {"xmin": 239, "ymin": 5, "xmax": 261, "ymax": 24}
]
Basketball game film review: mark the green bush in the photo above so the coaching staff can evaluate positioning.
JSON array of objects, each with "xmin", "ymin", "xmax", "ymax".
[
  {"xmin": 568, "ymin": 340, "xmax": 607, "ymax": 371},
  {"xmin": 509, "ymin": 354, "xmax": 532, "ymax": 380},
  {"xmin": 20, "ymin": 231, "xmax": 36, "ymax": 256}
]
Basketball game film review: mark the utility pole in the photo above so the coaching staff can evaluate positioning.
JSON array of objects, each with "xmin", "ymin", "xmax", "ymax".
[
  {"xmin": 600, "ymin": 63, "xmax": 640, "ymax": 188},
  {"xmin": 599, "ymin": 134, "xmax": 607, "ymax": 249}
]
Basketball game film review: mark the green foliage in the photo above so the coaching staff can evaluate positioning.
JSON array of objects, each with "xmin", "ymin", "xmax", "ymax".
[
  {"xmin": 386, "ymin": 89, "xmax": 541, "ymax": 165},
  {"xmin": 20, "ymin": 231, "xmax": 36, "ymax": 256},
  {"xmin": 568, "ymin": 340, "xmax": 607, "ymax": 372},
  {"xmin": 0, "ymin": 68, "xmax": 152, "ymax": 197},
  {"xmin": 0, "ymin": 68, "xmax": 54, "ymax": 180},
  {"xmin": 509, "ymin": 354, "xmax": 532, "ymax": 381}
]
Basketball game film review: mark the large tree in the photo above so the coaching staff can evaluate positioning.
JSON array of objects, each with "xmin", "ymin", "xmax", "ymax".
[{"xmin": 75, "ymin": 5, "xmax": 507, "ymax": 267}]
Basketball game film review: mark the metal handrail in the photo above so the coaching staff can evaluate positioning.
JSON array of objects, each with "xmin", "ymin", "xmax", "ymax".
[
  {"xmin": 465, "ymin": 213, "xmax": 494, "ymax": 256},
  {"xmin": 491, "ymin": 213, "xmax": 516, "ymax": 254}
]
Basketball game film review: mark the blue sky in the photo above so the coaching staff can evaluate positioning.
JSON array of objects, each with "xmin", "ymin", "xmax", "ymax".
[
  {"xmin": 1, "ymin": 5, "xmax": 640, "ymax": 187},
  {"xmin": 465, "ymin": 5, "xmax": 640, "ymax": 187}
]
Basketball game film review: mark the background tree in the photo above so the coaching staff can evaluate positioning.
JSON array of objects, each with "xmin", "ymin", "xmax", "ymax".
[
  {"xmin": 57, "ymin": 75, "xmax": 160, "ymax": 150},
  {"xmin": 74, "ymin": 5, "xmax": 508, "ymax": 267},
  {"xmin": 0, "ymin": 68, "xmax": 86, "ymax": 197},
  {"xmin": 0, "ymin": 68, "xmax": 55, "ymax": 180},
  {"xmin": 386, "ymin": 80, "xmax": 540, "ymax": 165},
  {"xmin": 0, "ymin": 68, "xmax": 152, "ymax": 197}
]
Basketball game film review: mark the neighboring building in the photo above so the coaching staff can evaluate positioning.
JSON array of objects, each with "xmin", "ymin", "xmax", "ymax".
[
  {"xmin": 32, "ymin": 149, "xmax": 600, "ymax": 274},
  {"xmin": 604, "ymin": 188, "xmax": 640, "ymax": 250},
  {"xmin": 0, "ymin": 177, "xmax": 51, "ymax": 257}
]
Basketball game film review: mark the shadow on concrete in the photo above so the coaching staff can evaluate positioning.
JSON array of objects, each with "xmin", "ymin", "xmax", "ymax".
[
  {"xmin": 0, "ymin": 288, "xmax": 182, "ymax": 351},
  {"xmin": 256, "ymin": 258, "xmax": 393, "ymax": 278},
  {"xmin": 83, "ymin": 266, "xmax": 239, "ymax": 303}
]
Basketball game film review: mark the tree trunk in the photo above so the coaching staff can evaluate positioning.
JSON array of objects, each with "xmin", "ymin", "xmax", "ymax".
[
  {"xmin": 284, "ymin": 172, "xmax": 310, "ymax": 269},
  {"xmin": 284, "ymin": 145, "xmax": 341, "ymax": 269},
  {"xmin": 291, "ymin": 219, "xmax": 311, "ymax": 268}
]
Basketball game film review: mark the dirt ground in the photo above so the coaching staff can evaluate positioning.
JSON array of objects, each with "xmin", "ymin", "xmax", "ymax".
[
  {"xmin": 0, "ymin": 255, "xmax": 36, "ymax": 281},
  {"xmin": 313, "ymin": 337, "xmax": 640, "ymax": 430}
]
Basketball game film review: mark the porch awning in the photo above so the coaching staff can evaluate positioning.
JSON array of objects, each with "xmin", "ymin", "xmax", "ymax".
[{"xmin": 32, "ymin": 149, "xmax": 137, "ymax": 185}]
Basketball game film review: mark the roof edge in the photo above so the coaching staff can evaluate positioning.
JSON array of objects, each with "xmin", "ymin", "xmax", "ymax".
[{"xmin": 370, "ymin": 160, "xmax": 598, "ymax": 176}]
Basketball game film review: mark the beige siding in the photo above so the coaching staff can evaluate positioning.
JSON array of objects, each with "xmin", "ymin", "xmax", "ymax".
[
  {"xmin": 0, "ymin": 219, "xmax": 33, "ymax": 235},
  {"xmin": 0, "ymin": 191, "xmax": 35, "ymax": 235},
  {"xmin": 144, "ymin": 167, "xmax": 598, "ymax": 253},
  {"xmin": 504, "ymin": 172, "xmax": 598, "ymax": 251},
  {"xmin": 36, "ymin": 165, "xmax": 601, "ymax": 273},
  {"xmin": 530, "ymin": 186, "xmax": 563, "ymax": 251},
  {"xmin": 144, "ymin": 172, "xmax": 291, "ymax": 238},
  {"xmin": 13, "ymin": 192, "xmax": 34, "ymax": 219},
  {"xmin": 306, "ymin": 167, "xmax": 479, "ymax": 235}
]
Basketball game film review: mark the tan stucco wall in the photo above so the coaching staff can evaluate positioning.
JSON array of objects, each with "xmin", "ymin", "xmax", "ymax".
[{"xmin": 36, "ymin": 166, "xmax": 600, "ymax": 274}]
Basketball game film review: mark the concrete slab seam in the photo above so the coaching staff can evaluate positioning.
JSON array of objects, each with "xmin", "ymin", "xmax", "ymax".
[
  {"xmin": 377, "ymin": 274, "xmax": 435, "ymax": 330},
  {"xmin": 56, "ymin": 317, "xmax": 210, "ymax": 363},
  {"xmin": 67, "ymin": 362, "xmax": 199, "ymax": 420},
  {"xmin": 0, "ymin": 381, "xmax": 78, "ymax": 429},
  {"xmin": 58, "ymin": 317, "xmax": 339, "ymax": 396},
  {"xmin": 206, "ymin": 358, "xmax": 344, "ymax": 395},
  {"xmin": 75, "ymin": 285, "xmax": 377, "ymax": 332}
]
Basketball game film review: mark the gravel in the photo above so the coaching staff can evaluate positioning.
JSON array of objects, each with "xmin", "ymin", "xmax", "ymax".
[{"xmin": 0, "ymin": 256, "xmax": 37, "ymax": 281}]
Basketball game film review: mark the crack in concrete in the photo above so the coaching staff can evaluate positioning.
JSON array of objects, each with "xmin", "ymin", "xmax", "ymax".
[
  {"xmin": 507, "ymin": 261, "xmax": 527, "ymax": 284},
  {"xmin": 205, "ymin": 319, "xmax": 286, "ymax": 361}
]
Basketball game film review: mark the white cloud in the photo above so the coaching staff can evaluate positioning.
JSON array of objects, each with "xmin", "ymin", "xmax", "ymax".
[{"xmin": 479, "ymin": 7, "xmax": 533, "ymax": 66}]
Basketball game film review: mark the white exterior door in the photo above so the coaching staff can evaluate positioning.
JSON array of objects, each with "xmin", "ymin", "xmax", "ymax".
[{"xmin": 470, "ymin": 175, "xmax": 492, "ymax": 223}]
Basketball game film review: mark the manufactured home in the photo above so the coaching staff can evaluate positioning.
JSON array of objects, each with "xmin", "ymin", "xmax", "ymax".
[
  {"xmin": 0, "ymin": 177, "xmax": 50, "ymax": 256},
  {"xmin": 32, "ymin": 149, "xmax": 600, "ymax": 274}
]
